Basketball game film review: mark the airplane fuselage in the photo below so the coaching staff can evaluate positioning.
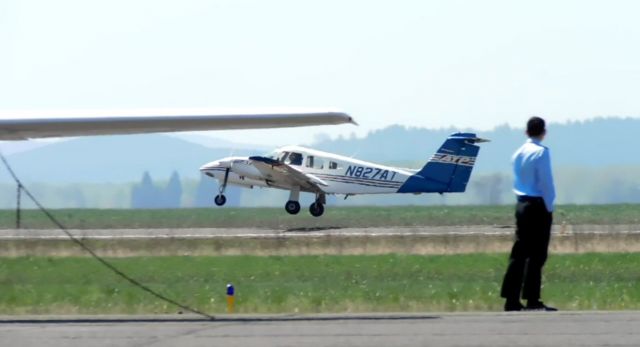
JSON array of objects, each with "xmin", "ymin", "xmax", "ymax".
[{"xmin": 201, "ymin": 147, "xmax": 416, "ymax": 195}]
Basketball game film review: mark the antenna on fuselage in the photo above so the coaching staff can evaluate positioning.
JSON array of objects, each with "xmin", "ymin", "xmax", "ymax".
[
  {"xmin": 348, "ymin": 142, "xmax": 362, "ymax": 159},
  {"xmin": 228, "ymin": 145, "xmax": 237, "ymax": 158}
]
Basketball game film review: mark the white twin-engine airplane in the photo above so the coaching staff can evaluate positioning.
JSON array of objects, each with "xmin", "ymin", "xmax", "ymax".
[{"xmin": 200, "ymin": 133, "xmax": 488, "ymax": 217}]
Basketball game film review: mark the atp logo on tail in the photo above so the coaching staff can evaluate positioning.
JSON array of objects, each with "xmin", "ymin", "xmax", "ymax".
[{"xmin": 430, "ymin": 153, "xmax": 476, "ymax": 167}]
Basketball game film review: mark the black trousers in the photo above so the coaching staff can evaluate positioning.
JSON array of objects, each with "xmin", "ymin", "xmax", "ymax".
[{"xmin": 500, "ymin": 197, "xmax": 552, "ymax": 302}]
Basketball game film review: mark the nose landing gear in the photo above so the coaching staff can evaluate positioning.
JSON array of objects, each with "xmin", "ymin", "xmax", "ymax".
[
  {"xmin": 215, "ymin": 168, "xmax": 230, "ymax": 206},
  {"xmin": 214, "ymin": 194, "xmax": 227, "ymax": 206}
]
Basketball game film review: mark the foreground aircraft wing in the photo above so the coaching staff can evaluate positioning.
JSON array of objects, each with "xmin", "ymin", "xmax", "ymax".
[
  {"xmin": 0, "ymin": 109, "xmax": 354, "ymax": 140},
  {"xmin": 248, "ymin": 156, "xmax": 327, "ymax": 193}
]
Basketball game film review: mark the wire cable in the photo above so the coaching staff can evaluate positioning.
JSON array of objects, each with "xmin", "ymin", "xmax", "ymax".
[{"xmin": 0, "ymin": 150, "xmax": 214, "ymax": 320}]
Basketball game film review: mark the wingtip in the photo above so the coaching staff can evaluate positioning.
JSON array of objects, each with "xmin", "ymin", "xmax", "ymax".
[{"xmin": 347, "ymin": 116, "xmax": 359, "ymax": 126}]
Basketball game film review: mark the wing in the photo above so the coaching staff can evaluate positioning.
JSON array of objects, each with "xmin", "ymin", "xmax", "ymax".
[
  {"xmin": 248, "ymin": 156, "xmax": 328, "ymax": 193},
  {"xmin": 0, "ymin": 109, "xmax": 354, "ymax": 140}
]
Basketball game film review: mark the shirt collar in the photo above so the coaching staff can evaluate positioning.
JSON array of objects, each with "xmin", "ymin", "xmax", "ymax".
[{"xmin": 527, "ymin": 137, "xmax": 542, "ymax": 145}]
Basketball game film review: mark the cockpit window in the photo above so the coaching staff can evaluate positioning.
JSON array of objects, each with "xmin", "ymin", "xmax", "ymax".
[{"xmin": 285, "ymin": 152, "xmax": 303, "ymax": 166}]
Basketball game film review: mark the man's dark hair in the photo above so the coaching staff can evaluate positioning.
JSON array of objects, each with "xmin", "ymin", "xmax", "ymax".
[{"xmin": 526, "ymin": 117, "xmax": 546, "ymax": 137}]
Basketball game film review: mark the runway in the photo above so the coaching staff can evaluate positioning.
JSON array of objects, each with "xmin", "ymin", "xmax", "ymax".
[
  {"xmin": 1, "ymin": 311, "xmax": 638, "ymax": 347},
  {"xmin": 1, "ymin": 225, "xmax": 640, "ymax": 256}
]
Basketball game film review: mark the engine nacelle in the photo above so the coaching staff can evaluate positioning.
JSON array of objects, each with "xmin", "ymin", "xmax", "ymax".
[{"xmin": 231, "ymin": 160, "xmax": 264, "ymax": 180}]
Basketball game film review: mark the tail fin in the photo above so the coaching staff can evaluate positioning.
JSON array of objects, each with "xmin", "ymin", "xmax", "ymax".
[{"xmin": 398, "ymin": 133, "xmax": 488, "ymax": 193}]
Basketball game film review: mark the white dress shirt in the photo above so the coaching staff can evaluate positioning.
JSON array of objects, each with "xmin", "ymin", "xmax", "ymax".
[{"xmin": 512, "ymin": 138, "xmax": 556, "ymax": 212}]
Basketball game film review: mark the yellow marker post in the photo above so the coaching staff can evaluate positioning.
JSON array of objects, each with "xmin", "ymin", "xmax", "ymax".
[{"xmin": 226, "ymin": 283, "xmax": 235, "ymax": 313}]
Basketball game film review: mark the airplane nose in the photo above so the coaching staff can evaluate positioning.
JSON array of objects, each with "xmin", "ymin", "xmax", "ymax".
[
  {"xmin": 200, "ymin": 161, "xmax": 221, "ymax": 171},
  {"xmin": 200, "ymin": 158, "xmax": 233, "ymax": 171}
]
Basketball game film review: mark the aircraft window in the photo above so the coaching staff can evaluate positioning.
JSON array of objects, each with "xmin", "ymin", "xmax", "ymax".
[
  {"xmin": 329, "ymin": 161, "xmax": 339, "ymax": 170},
  {"xmin": 286, "ymin": 152, "xmax": 303, "ymax": 166},
  {"xmin": 306, "ymin": 156, "xmax": 325, "ymax": 169}
]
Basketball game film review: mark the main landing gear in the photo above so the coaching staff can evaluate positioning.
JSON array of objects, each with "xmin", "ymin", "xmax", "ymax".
[
  {"xmin": 309, "ymin": 193, "xmax": 326, "ymax": 217},
  {"xmin": 283, "ymin": 189, "xmax": 326, "ymax": 217},
  {"xmin": 285, "ymin": 200, "xmax": 301, "ymax": 214},
  {"xmin": 215, "ymin": 168, "xmax": 229, "ymax": 206},
  {"xmin": 309, "ymin": 201, "xmax": 324, "ymax": 217},
  {"xmin": 285, "ymin": 200, "xmax": 325, "ymax": 217},
  {"xmin": 285, "ymin": 187, "xmax": 301, "ymax": 215}
]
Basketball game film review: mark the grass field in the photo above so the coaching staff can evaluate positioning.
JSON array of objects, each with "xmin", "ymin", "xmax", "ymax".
[
  {"xmin": 1, "ymin": 204, "xmax": 640, "ymax": 229},
  {"xmin": 1, "ymin": 253, "xmax": 639, "ymax": 314}
]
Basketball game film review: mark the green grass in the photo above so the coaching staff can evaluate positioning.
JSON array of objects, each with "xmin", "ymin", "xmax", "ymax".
[
  {"xmin": 1, "ymin": 253, "xmax": 639, "ymax": 314},
  {"xmin": 1, "ymin": 204, "xmax": 639, "ymax": 229}
]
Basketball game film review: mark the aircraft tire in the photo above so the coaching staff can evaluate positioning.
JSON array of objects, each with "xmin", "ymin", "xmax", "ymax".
[
  {"xmin": 214, "ymin": 194, "xmax": 227, "ymax": 206},
  {"xmin": 285, "ymin": 200, "xmax": 301, "ymax": 215},
  {"xmin": 309, "ymin": 202, "xmax": 324, "ymax": 217}
]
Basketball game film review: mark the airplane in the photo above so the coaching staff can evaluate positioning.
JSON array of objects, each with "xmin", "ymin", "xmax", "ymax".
[
  {"xmin": 0, "ymin": 109, "xmax": 354, "ymax": 140},
  {"xmin": 200, "ymin": 132, "xmax": 488, "ymax": 216}
]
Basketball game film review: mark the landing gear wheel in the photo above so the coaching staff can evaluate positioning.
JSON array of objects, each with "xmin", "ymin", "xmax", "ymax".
[
  {"xmin": 214, "ymin": 194, "xmax": 227, "ymax": 206},
  {"xmin": 285, "ymin": 200, "xmax": 301, "ymax": 215},
  {"xmin": 309, "ymin": 202, "xmax": 325, "ymax": 217},
  {"xmin": 214, "ymin": 168, "xmax": 230, "ymax": 207}
]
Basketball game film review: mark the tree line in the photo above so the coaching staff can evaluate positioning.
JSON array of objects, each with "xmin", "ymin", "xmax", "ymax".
[{"xmin": 131, "ymin": 171, "xmax": 241, "ymax": 209}]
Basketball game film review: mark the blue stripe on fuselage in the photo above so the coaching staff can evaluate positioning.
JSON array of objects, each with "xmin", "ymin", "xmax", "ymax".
[
  {"xmin": 314, "ymin": 173, "xmax": 402, "ymax": 188},
  {"xmin": 203, "ymin": 168, "xmax": 403, "ymax": 189}
]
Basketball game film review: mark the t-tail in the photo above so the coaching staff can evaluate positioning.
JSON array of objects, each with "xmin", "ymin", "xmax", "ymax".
[{"xmin": 397, "ymin": 133, "xmax": 489, "ymax": 194}]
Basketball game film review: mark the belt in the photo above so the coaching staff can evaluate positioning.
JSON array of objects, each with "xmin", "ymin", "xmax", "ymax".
[{"xmin": 517, "ymin": 195, "xmax": 544, "ymax": 203}]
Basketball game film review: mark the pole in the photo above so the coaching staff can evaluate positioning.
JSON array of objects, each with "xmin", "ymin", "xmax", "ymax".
[{"xmin": 16, "ymin": 183, "xmax": 22, "ymax": 229}]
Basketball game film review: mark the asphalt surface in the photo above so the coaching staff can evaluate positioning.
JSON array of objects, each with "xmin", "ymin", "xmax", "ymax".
[{"xmin": 1, "ymin": 311, "xmax": 639, "ymax": 347}]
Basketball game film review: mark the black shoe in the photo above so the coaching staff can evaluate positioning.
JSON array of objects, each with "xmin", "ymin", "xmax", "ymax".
[
  {"xmin": 504, "ymin": 300, "xmax": 524, "ymax": 312},
  {"xmin": 525, "ymin": 301, "xmax": 558, "ymax": 311}
]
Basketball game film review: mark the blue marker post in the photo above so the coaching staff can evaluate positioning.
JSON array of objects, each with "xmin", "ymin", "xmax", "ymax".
[{"xmin": 226, "ymin": 283, "xmax": 235, "ymax": 313}]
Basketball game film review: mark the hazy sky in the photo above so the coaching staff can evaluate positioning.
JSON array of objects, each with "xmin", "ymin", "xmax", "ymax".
[{"xmin": 2, "ymin": 0, "xmax": 640, "ymax": 146}]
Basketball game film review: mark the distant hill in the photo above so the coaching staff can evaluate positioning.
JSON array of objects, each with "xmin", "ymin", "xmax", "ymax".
[
  {"xmin": 1, "ymin": 134, "xmax": 257, "ymax": 183},
  {"xmin": 0, "ymin": 139, "xmax": 63, "ymax": 155},
  {"xmin": 170, "ymin": 133, "xmax": 271, "ymax": 151},
  {"xmin": 311, "ymin": 117, "xmax": 640, "ymax": 173}
]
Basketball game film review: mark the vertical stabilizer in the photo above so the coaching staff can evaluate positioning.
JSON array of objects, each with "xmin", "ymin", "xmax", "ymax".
[{"xmin": 397, "ymin": 133, "xmax": 487, "ymax": 193}]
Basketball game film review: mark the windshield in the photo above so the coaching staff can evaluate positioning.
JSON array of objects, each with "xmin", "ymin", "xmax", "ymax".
[
  {"xmin": 285, "ymin": 152, "xmax": 303, "ymax": 166},
  {"xmin": 261, "ymin": 150, "xmax": 303, "ymax": 165},
  {"xmin": 262, "ymin": 150, "xmax": 292, "ymax": 163}
]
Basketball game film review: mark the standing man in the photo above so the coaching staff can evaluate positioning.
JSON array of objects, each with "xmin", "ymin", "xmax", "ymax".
[{"xmin": 501, "ymin": 117, "xmax": 557, "ymax": 312}]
